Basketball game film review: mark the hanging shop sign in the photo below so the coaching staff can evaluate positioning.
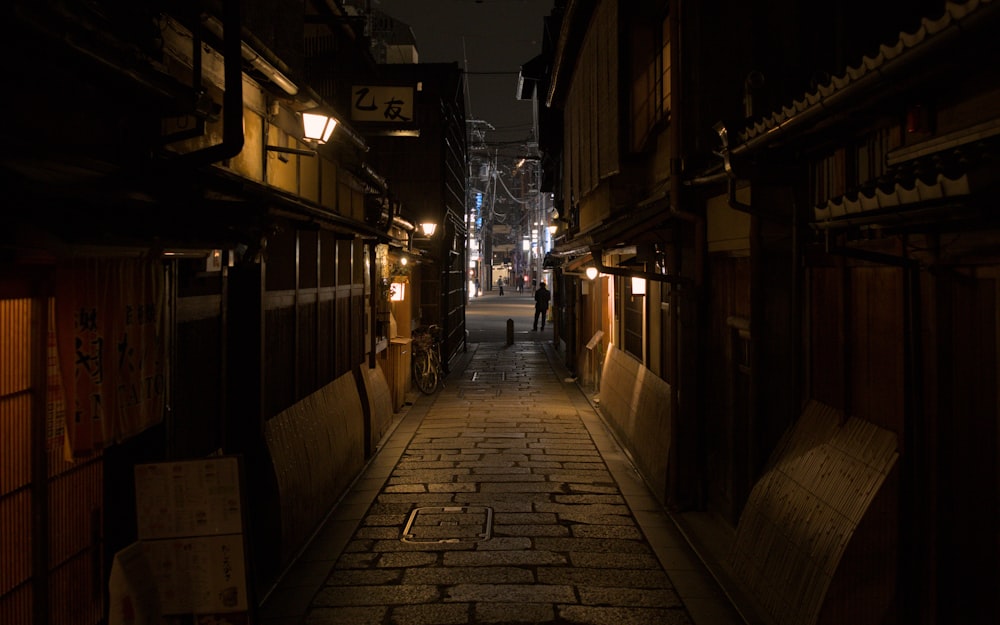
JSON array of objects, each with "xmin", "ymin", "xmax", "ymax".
[
  {"xmin": 350, "ymin": 85, "xmax": 415, "ymax": 123},
  {"xmin": 54, "ymin": 257, "xmax": 166, "ymax": 456}
]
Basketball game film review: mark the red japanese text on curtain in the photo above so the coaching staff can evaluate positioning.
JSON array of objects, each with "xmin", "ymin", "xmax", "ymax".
[{"xmin": 55, "ymin": 258, "xmax": 166, "ymax": 456}]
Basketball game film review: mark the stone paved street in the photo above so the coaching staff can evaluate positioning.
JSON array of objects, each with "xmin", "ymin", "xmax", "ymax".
[{"xmin": 260, "ymin": 298, "xmax": 745, "ymax": 624}]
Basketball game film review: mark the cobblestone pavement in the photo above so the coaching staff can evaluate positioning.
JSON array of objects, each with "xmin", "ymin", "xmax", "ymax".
[{"xmin": 260, "ymin": 339, "xmax": 744, "ymax": 625}]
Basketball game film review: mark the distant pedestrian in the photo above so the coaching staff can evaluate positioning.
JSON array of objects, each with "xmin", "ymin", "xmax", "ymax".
[
  {"xmin": 497, "ymin": 277, "xmax": 504, "ymax": 296},
  {"xmin": 532, "ymin": 281, "xmax": 550, "ymax": 331}
]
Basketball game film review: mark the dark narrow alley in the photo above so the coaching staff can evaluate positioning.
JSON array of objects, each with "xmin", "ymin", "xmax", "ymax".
[
  {"xmin": 3, "ymin": 2, "xmax": 998, "ymax": 624},
  {"xmin": 259, "ymin": 292, "xmax": 745, "ymax": 625}
]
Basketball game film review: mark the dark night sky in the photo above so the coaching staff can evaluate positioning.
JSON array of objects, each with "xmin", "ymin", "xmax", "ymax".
[{"xmin": 371, "ymin": 0, "xmax": 556, "ymax": 149}]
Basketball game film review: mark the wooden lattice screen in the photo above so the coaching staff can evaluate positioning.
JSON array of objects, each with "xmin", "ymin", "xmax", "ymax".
[{"xmin": 1, "ymin": 297, "xmax": 104, "ymax": 625}]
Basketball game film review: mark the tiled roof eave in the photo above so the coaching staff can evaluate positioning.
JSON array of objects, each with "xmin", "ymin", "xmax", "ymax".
[
  {"xmin": 738, "ymin": 0, "xmax": 998, "ymax": 149},
  {"xmin": 812, "ymin": 133, "xmax": 1000, "ymax": 226},
  {"xmin": 812, "ymin": 172, "xmax": 971, "ymax": 224}
]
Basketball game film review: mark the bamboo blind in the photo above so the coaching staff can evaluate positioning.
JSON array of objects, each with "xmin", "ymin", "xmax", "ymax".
[
  {"xmin": 730, "ymin": 400, "xmax": 898, "ymax": 625},
  {"xmin": 564, "ymin": 0, "xmax": 619, "ymax": 220}
]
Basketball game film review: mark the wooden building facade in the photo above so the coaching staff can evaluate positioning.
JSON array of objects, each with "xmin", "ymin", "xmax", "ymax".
[
  {"xmin": 541, "ymin": 0, "xmax": 999, "ymax": 624},
  {"xmin": 0, "ymin": 1, "xmax": 466, "ymax": 623}
]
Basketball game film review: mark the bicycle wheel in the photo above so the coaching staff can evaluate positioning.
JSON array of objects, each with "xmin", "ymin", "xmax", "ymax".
[
  {"xmin": 413, "ymin": 351, "xmax": 438, "ymax": 394},
  {"xmin": 411, "ymin": 349, "xmax": 427, "ymax": 381}
]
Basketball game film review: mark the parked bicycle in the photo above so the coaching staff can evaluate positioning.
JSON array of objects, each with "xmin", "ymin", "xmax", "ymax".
[{"xmin": 411, "ymin": 324, "xmax": 443, "ymax": 394}]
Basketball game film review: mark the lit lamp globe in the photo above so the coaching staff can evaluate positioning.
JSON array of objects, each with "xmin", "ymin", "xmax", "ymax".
[{"xmin": 302, "ymin": 112, "xmax": 337, "ymax": 143}]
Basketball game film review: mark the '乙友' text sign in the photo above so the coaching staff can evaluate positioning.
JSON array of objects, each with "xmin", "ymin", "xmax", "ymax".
[{"xmin": 351, "ymin": 85, "xmax": 414, "ymax": 123}]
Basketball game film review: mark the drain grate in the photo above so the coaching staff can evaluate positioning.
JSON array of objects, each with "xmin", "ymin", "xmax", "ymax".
[{"xmin": 401, "ymin": 506, "xmax": 493, "ymax": 544}]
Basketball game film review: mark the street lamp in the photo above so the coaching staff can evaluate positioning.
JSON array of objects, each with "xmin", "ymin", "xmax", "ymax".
[{"xmin": 302, "ymin": 111, "xmax": 338, "ymax": 143}]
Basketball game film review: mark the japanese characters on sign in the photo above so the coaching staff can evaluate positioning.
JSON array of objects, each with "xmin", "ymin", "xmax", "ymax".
[
  {"xmin": 110, "ymin": 457, "xmax": 251, "ymax": 624},
  {"xmin": 55, "ymin": 257, "xmax": 166, "ymax": 456},
  {"xmin": 351, "ymin": 85, "xmax": 415, "ymax": 123}
]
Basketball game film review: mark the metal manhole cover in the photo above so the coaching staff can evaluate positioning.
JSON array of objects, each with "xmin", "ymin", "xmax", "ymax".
[
  {"xmin": 401, "ymin": 506, "xmax": 493, "ymax": 544},
  {"xmin": 471, "ymin": 371, "xmax": 506, "ymax": 382},
  {"xmin": 458, "ymin": 386, "xmax": 502, "ymax": 398}
]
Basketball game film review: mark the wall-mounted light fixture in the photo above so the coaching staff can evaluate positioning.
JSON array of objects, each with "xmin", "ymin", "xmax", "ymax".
[
  {"xmin": 302, "ymin": 111, "xmax": 338, "ymax": 143},
  {"xmin": 419, "ymin": 222, "xmax": 437, "ymax": 237},
  {"xmin": 585, "ymin": 267, "xmax": 599, "ymax": 280},
  {"xmin": 547, "ymin": 224, "xmax": 558, "ymax": 236},
  {"xmin": 631, "ymin": 276, "xmax": 646, "ymax": 296},
  {"xmin": 390, "ymin": 282, "xmax": 406, "ymax": 302}
]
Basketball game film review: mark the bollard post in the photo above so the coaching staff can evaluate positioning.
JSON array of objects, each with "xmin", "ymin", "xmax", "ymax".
[{"xmin": 506, "ymin": 318, "xmax": 514, "ymax": 345}]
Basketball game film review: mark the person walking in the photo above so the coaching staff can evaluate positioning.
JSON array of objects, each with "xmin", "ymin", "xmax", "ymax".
[
  {"xmin": 532, "ymin": 281, "xmax": 550, "ymax": 331},
  {"xmin": 497, "ymin": 277, "xmax": 504, "ymax": 296}
]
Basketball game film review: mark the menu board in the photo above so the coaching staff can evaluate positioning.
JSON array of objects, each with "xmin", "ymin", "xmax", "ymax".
[
  {"xmin": 135, "ymin": 457, "xmax": 244, "ymax": 539},
  {"xmin": 111, "ymin": 456, "xmax": 252, "ymax": 623},
  {"xmin": 143, "ymin": 535, "xmax": 249, "ymax": 614}
]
